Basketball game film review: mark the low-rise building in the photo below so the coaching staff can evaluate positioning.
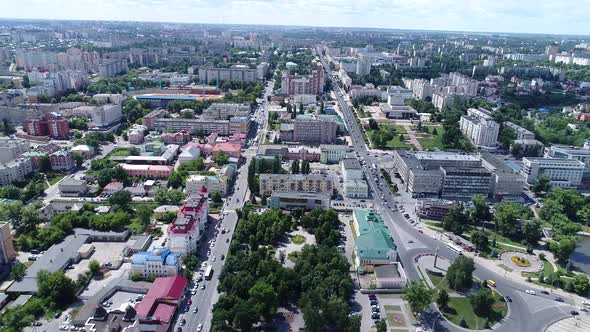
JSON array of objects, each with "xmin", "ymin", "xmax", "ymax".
[
  {"xmin": 134, "ymin": 275, "xmax": 188, "ymax": 332},
  {"xmin": 548, "ymin": 144, "xmax": 590, "ymax": 184},
  {"xmin": 415, "ymin": 199, "xmax": 456, "ymax": 221},
  {"xmin": 521, "ymin": 157, "xmax": 585, "ymax": 188},
  {"xmin": 103, "ymin": 181, "xmax": 124, "ymax": 195},
  {"xmin": 58, "ymin": 177, "xmax": 88, "ymax": 196},
  {"xmin": 49, "ymin": 150, "xmax": 75, "ymax": 171},
  {"xmin": 353, "ymin": 210, "xmax": 397, "ymax": 272},
  {"xmin": 268, "ymin": 192, "xmax": 331, "ymax": 210},
  {"xmin": 341, "ymin": 158, "xmax": 363, "ymax": 181},
  {"xmin": 119, "ymin": 164, "xmax": 174, "ymax": 179},
  {"xmin": 131, "ymin": 247, "xmax": 180, "ymax": 278},
  {"xmin": 374, "ymin": 263, "xmax": 407, "ymax": 289}
]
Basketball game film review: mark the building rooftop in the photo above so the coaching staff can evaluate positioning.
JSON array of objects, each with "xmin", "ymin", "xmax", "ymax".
[
  {"xmin": 354, "ymin": 210, "xmax": 396, "ymax": 261},
  {"xmin": 342, "ymin": 158, "xmax": 361, "ymax": 170},
  {"xmin": 414, "ymin": 151, "xmax": 480, "ymax": 162},
  {"xmin": 271, "ymin": 191, "xmax": 331, "ymax": 199},
  {"xmin": 134, "ymin": 276, "xmax": 187, "ymax": 320},
  {"xmin": 523, "ymin": 157, "xmax": 586, "ymax": 166},
  {"xmin": 132, "ymin": 247, "xmax": 178, "ymax": 266}
]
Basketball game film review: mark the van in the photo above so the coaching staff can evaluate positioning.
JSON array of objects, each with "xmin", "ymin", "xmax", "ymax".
[{"xmin": 487, "ymin": 280, "xmax": 496, "ymax": 287}]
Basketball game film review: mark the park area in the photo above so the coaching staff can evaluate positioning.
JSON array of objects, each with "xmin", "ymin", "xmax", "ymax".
[
  {"xmin": 415, "ymin": 125, "xmax": 445, "ymax": 150},
  {"xmin": 366, "ymin": 125, "xmax": 412, "ymax": 149}
]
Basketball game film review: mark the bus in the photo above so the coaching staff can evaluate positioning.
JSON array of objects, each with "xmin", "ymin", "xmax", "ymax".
[
  {"xmin": 446, "ymin": 243, "xmax": 464, "ymax": 255},
  {"xmin": 204, "ymin": 265, "xmax": 214, "ymax": 280}
]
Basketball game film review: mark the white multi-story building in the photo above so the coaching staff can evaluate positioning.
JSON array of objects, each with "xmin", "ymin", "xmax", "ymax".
[
  {"xmin": 131, "ymin": 247, "xmax": 180, "ymax": 278},
  {"xmin": 256, "ymin": 62, "xmax": 269, "ymax": 80},
  {"xmin": 521, "ymin": 157, "xmax": 585, "ymax": 188},
  {"xmin": 343, "ymin": 180, "xmax": 369, "ymax": 198},
  {"xmin": 0, "ymin": 158, "xmax": 33, "ymax": 185},
  {"xmin": 186, "ymin": 175, "xmax": 227, "ymax": 196},
  {"xmin": 0, "ymin": 139, "xmax": 30, "ymax": 163},
  {"xmin": 459, "ymin": 108, "xmax": 499, "ymax": 147},
  {"xmin": 320, "ymin": 144, "xmax": 350, "ymax": 164},
  {"xmin": 92, "ymin": 104, "xmax": 122, "ymax": 128},
  {"xmin": 355, "ymin": 54, "xmax": 371, "ymax": 77},
  {"xmin": 167, "ymin": 191, "xmax": 209, "ymax": 256},
  {"xmin": 341, "ymin": 158, "xmax": 364, "ymax": 182},
  {"xmin": 259, "ymin": 173, "xmax": 334, "ymax": 196}
]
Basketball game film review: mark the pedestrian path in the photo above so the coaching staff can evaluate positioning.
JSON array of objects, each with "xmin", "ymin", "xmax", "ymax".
[{"xmin": 546, "ymin": 315, "xmax": 590, "ymax": 332}]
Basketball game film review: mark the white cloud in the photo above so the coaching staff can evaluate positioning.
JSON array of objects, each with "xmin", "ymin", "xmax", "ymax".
[{"xmin": 1, "ymin": 0, "xmax": 589, "ymax": 35}]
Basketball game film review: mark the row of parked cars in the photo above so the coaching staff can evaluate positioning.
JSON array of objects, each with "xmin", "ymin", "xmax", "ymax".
[{"xmin": 369, "ymin": 294, "xmax": 381, "ymax": 321}]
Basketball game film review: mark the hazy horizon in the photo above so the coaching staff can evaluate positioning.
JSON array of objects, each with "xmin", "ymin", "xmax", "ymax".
[{"xmin": 2, "ymin": 0, "xmax": 589, "ymax": 36}]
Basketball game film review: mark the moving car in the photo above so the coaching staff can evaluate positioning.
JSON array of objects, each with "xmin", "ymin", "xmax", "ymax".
[{"xmin": 525, "ymin": 289, "xmax": 536, "ymax": 295}]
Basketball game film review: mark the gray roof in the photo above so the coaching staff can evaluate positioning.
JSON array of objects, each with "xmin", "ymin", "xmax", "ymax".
[
  {"xmin": 7, "ymin": 295, "xmax": 32, "ymax": 309},
  {"xmin": 342, "ymin": 158, "xmax": 361, "ymax": 170},
  {"xmin": 7, "ymin": 235, "xmax": 89, "ymax": 294},
  {"xmin": 125, "ymin": 235, "xmax": 152, "ymax": 251},
  {"xmin": 271, "ymin": 191, "xmax": 331, "ymax": 200},
  {"xmin": 60, "ymin": 177, "xmax": 86, "ymax": 186}
]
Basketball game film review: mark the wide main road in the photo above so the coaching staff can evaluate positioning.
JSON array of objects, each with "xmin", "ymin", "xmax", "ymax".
[
  {"xmin": 320, "ymin": 57, "xmax": 573, "ymax": 332},
  {"xmin": 176, "ymin": 81, "xmax": 273, "ymax": 332}
]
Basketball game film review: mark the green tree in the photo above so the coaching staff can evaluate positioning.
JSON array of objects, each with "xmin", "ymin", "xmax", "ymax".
[
  {"xmin": 549, "ymin": 237, "xmax": 576, "ymax": 262},
  {"xmin": 108, "ymin": 190, "xmax": 132, "ymax": 207},
  {"xmin": 248, "ymin": 281, "xmax": 279, "ymax": 321},
  {"xmin": 403, "ymin": 281, "xmax": 433, "ymax": 314},
  {"xmin": 376, "ymin": 319, "xmax": 387, "ymax": 332},
  {"xmin": 72, "ymin": 153, "xmax": 84, "ymax": 168},
  {"xmin": 9, "ymin": 261, "xmax": 27, "ymax": 281},
  {"xmin": 214, "ymin": 151, "xmax": 229, "ymax": 165},
  {"xmin": 185, "ymin": 254, "xmax": 199, "ymax": 272},
  {"xmin": 247, "ymin": 160, "xmax": 259, "ymax": 195},
  {"xmin": 573, "ymin": 274, "xmax": 590, "ymax": 295},
  {"xmin": 89, "ymin": 259, "xmax": 100, "ymax": 276},
  {"xmin": 168, "ymin": 171, "xmax": 183, "ymax": 189},
  {"xmin": 470, "ymin": 195, "xmax": 492, "ymax": 224},
  {"xmin": 154, "ymin": 189, "xmax": 186, "ymax": 205},
  {"xmin": 494, "ymin": 201, "xmax": 530, "ymax": 240},
  {"xmin": 471, "ymin": 231, "xmax": 489, "ymax": 252},
  {"xmin": 523, "ymin": 220, "xmax": 543, "ymax": 245},
  {"xmin": 470, "ymin": 287, "xmax": 494, "ymax": 316},
  {"xmin": 211, "ymin": 191, "xmax": 223, "ymax": 204},
  {"xmin": 446, "ymin": 256, "xmax": 475, "ymax": 291},
  {"xmin": 442, "ymin": 204, "xmax": 469, "ymax": 235},
  {"xmin": 135, "ymin": 205, "xmax": 153, "ymax": 226},
  {"xmin": 291, "ymin": 159, "xmax": 300, "ymax": 174},
  {"xmin": 272, "ymin": 155, "xmax": 281, "ymax": 173},
  {"xmin": 436, "ymin": 289, "xmax": 449, "ymax": 309},
  {"xmin": 532, "ymin": 176, "xmax": 551, "ymax": 196},
  {"xmin": 37, "ymin": 270, "xmax": 77, "ymax": 308}
]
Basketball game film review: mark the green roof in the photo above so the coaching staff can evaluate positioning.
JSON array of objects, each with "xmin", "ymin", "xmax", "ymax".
[{"xmin": 354, "ymin": 209, "xmax": 396, "ymax": 261}]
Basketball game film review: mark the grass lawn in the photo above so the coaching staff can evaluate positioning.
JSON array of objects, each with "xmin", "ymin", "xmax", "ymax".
[
  {"xmin": 443, "ymin": 293, "xmax": 507, "ymax": 330},
  {"xmin": 287, "ymin": 251, "xmax": 300, "ymax": 263},
  {"xmin": 386, "ymin": 312, "xmax": 407, "ymax": 327},
  {"xmin": 522, "ymin": 259, "xmax": 554, "ymax": 277},
  {"xmin": 291, "ymin": 234, "xmax": 306, "ymax": 245},
  {"xmin": 464, "ymin": 227, "xmax": 526, "ymax": 250},
  {"xmin": 45, "ymin": 172, "xmax": 66, "ymax": 185},
  {"xmin": 426, "ymin": 270, "xmax": 449, "ymax": 290},
  {"xmin": 383, "ymin": 305, "xmax": 402, "ymax": 311},
  {"xmin": 378, "ymin": 294, "xmax": 403, "ymax": 299},
  {"xmin": 366, "ymin": 126, "xmax": 412, "ymax": 149},
  {"xmin": 107, "ymin": 147, "xmax": 137, "ymax": 158},
  {"xmin": 417, "ymin": 126, "xmax": 445, "ymax": 150}
]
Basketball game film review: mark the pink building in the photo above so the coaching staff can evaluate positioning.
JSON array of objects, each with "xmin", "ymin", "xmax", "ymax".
[
  {"xmin": 134, "ymin": 275, "xmax": 188, "ymax": 331},
  {"xmin": 287, "ymin": 146, "xmax": 321, "ymax": 161},
  {"xmin": 212, "ymin": 143, "xmax": 241, "ymax": 158},
  {"xmin": 119, "ymin": 164, "xmax": 174, "ymax": 178},
  {"xmin": 49, "ymin": 150, "xmax": 75, "ymax": 171},
  {"xmin": 167, "ymin": 188, "xmax": 209, "ymax": 256},
  {"xmin": 160, "ymin": 130, "xmax": 191, "ymax": 144}
]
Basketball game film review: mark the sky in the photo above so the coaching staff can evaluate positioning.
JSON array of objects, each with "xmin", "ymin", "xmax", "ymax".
[{"xmin": 2, "ymin": 0, "xmax": 589, "ymax": 35}]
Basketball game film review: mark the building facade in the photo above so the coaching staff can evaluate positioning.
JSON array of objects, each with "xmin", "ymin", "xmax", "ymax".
[
  {"xmin": 259, "ymin": 173, "xmax": 334, "ymax": 196},
  {"xmin": 167, "ymin": 190, "xmax": 209, "ymax": 256},
  {"xmin": 131, "ymin": 247, "xmax": 180, "ymax": 278},
  {"xmin": 521, "ymin": 157, "xmax": 585, "ymax": 188},
  {"xmin": 459, "ymin": 108, "xmax": 499, "ymax": 147}
]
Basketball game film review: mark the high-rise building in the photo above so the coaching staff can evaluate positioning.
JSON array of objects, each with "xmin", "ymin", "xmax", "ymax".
[
  {"xmin": 167, "ymin": 190, "xmax": 209, "ymax": 256},
  {"xmin": 280, "ymin": 63, "xmax": 325, "ymax": 96},
  {"xmin": 24, "ymin": 112, "xmax": 70, "ymax": 139},
  {"xmin": 292, "ymin": 117, "xmax": 338, "ymax": 144},
  {"xmin": 459, "ymin": 108, "xmax": 499, "ymax": 147},
  {"xmin": 92, "ymin": 104, "xmax": 122, "ymax": 128},
  {"xmin": 0, "ymin": 139, "xmax": 30, "ymax": 163},
  {"xmin": 98, "ymin": 59, "xmax": 128, "ymax": 78}
]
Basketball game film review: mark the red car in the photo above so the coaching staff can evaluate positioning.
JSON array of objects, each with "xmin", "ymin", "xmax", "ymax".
[{"xmin": 187, "ymin": 299, "xmax": 192, "ymax": 305}]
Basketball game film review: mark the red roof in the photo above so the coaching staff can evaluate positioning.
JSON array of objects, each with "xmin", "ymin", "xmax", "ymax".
[
  {"xmin": 135, "ymin": 276, "xmax": 187, "ymax": 318},
  {"xmin": 152, "ymin": 303, "xmax": 176, "ymax": 323}
]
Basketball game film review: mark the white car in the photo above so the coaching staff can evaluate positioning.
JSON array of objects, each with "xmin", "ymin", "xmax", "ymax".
[
  {"xmin": 583, "ymin": 300, "xmax": 590, "ymax": 306},
  {"xmin": 525, "ymin": 289, "xmax": 536, "ymax": 295},
  {"xmin": 197, "ymin": 324, "xmax": 203, "ymax": 331},
  {"xmin": 201, "ymin": 262, "xmax": 208, "ymax": 268},
  {"xmin": 212, "ymin": 256, "xmax": 216, "ymax": 262},
  {"xmin": 191, "ymin": 290, "xmax": 196, "ymax": 295}
]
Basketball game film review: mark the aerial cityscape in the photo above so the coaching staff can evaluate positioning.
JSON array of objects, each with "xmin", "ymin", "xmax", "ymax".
[{"xmin": 0, "ymin": 2, "xmax": 590, "ymax": 332}]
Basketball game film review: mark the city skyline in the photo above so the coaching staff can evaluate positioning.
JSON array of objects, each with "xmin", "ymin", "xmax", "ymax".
[{"xmin": 2, "ymin": 0, "xmax": 590, "ymax": 36}]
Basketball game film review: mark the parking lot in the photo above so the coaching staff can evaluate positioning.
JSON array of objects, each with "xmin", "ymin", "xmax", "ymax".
[{"xmin": 65, "ymin": 241, "xmax": 126, "ymax": 280}]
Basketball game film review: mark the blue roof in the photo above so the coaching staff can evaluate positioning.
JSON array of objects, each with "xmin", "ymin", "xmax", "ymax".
[
  {"xmin": 136, "ymin": 95, "xmax": 199, "ymax": 101},
  {"xmin": 132, "ymin": 247, "xmax": 178, "ymax": 266}
]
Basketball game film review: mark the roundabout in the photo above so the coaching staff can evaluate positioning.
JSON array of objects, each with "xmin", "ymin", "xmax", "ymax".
[{"xmin": 500, "ymin": 252, "xmax": 543, "ymax": 273}]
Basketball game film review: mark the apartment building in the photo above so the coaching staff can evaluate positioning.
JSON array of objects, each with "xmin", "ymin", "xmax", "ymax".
[
  {"xmin": 119, "ymin": 164, "xmax": 174, "ymax": 179},
  {"xmin": 24, "ymin": 112, "xmax": 70, "ymax": 139},
  {"xmin": 280, "ymin": 63, "xmax": 325, "ymax": 96},
  {"xmin": 98, "ymin": 59, "xmax": 128, "ymax": 78},
  {"xmin": 504, "ymin": 121, "xmax": 535, "ymax": 140},
  {"xmin": 198, "ymin": 64, "xmax": 256, "ymax": 83},
  {"xmin": 259, "ymin": 173, "xmax": 334, "ymax": 196},
  {"xmin": 131, "ymin": 247, "xmax": 180, "ymax": 278},
  {"xmin": 0, "ymin": 139, "xmax": 30, "ymax": 163},
  {"xmin": 521, "ymin": 157, "xmax": 585, "ymax": 188},
  {"xmin": 49, "ymin": 150, "xmax": 75, "ymax": 171},
  {"xmin": 202, "ymin": 103, "xmax": 251, "ymax": 120},
  {"xmin": 0, "ymin": 158, "xmax": 33, "ymax": 185},
  {"xmin": 168, "ymin": 191, "xmax": 209, "ymax": 256},
  {"xmin": 92, "ymin": 104, "xmax": 122, "ymax": 128},
  {"xmin": 459, "ymin": 108, "xmax": 499, "ymax": 147}
]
